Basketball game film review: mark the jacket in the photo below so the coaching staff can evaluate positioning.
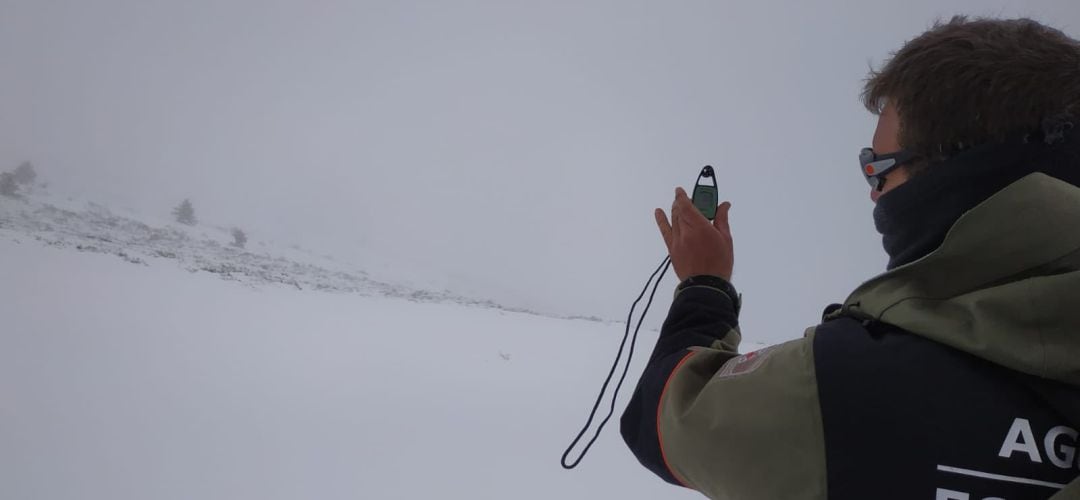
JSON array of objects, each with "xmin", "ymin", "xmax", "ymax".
[{"xmin": 621, "ymin": 171, "xmax": 1080, "ymax": 499}]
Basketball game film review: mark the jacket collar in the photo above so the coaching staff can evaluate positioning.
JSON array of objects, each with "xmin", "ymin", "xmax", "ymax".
[
  {"xmin": 847, "ymin": 171, "xmax": 1080, "ymax": 385},
  {"xmin": 873, "ymin": 132, "xmax": 1080, "ymax": 269}
]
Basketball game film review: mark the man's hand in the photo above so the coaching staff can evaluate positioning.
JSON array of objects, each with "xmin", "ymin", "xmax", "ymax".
[{"xmin": 655, "ymin": 187, "xmax": 734, "ymax": 282}]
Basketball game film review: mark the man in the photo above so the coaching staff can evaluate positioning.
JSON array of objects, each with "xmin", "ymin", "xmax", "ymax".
[{"xmin": 621, "ymin": 17, "xmax": 1080, "ymax": 500}]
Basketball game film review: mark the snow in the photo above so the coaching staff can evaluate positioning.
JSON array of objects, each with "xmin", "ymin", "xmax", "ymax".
[
  {"xmin": 0, "ymin": 203, "xmax": 704, "ymax": 499},
  {"xmin": 0, "ymin": 193, "xmax": 609, "ymax": 323}
]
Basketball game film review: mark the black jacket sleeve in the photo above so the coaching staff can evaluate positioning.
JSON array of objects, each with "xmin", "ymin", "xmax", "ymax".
[{"xmin": 620, "ymin": 281, "xmax": 742, "ymax": 486}]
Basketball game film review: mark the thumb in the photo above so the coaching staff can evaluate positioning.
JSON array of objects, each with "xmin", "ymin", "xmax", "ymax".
[{"xmin": 714, "ymin": 202, "xmax": 732, "ymax": 231}]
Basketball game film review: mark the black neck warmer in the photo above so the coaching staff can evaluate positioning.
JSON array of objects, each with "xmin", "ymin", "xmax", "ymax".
[{"xmin": 873, "ymin": 127, "xmax": 1080, "ymax": 270}]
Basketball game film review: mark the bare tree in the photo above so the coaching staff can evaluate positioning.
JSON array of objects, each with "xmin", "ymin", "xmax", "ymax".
[
  {"xmin": 172, "ymin": 199, "xmax": 197, "ymax": 226},
  {"xmin": 12, "ymin": 162, "xmax": 36, "ymax": 185},
  {"xmin": 0, "ymin": 172, "xmax": 17, "ymax": 197},
  {"xmin": 231, "ymin": 227, "xmax": 248, "ymax": 248}
]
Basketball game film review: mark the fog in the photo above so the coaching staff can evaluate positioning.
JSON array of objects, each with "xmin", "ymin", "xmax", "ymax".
[{"xmin": 2, "ymin": 0, "xmax": 1077, "ymax": 330}]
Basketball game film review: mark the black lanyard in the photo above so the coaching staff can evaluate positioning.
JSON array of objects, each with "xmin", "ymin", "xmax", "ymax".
[{"xmin": 561, "ymin": 166, "xmax": 716, "ymax": 469}]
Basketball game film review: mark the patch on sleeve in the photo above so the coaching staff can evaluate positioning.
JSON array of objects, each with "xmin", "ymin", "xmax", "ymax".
[{"xmin": 716, "ymin": 345, "xmax": 782, "ymax": 378}]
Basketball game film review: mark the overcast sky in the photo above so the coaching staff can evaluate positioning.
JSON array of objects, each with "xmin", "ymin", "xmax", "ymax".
[{"xmin": 3, "ymin": 0, "xmax": 1078, "ymax": 338}]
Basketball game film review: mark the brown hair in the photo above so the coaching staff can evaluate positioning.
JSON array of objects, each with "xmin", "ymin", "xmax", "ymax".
[{"xmin": 863, "ymin": 16, "xmax": 1080, "ymax": 165}]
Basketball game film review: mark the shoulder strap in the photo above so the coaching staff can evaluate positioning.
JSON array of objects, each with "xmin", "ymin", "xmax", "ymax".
[{"xmin": 821, "ymin": 302, "xmax": 881, "ymax": 327}]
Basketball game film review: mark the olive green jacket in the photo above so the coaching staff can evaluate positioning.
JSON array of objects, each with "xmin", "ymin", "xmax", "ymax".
[{"xmin": 627, "ymin": 174, "xmax": 1080, "ymax": 499}]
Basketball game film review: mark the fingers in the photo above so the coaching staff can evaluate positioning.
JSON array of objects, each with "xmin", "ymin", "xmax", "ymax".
[
  {"xmin": 654, "ymin": 208, "xmax": 673, "ymax": 251},
  {"xmin": 714, "ymin": 202, "xmax": 732, "ymax": 232},
  {"xmin": 667, "ymin": 188, "xmax": 722, "ymax": 247},
  {"xmin": 670, "ymin": 192, "xmax": 680, "ymax": 226},
  {"xmin": 669, "ymin": 193, "xmax": 682, "ymax": 241},
  {"xmin": 674, "ymin": 187, "xmax": 709, "ymax": 228}
]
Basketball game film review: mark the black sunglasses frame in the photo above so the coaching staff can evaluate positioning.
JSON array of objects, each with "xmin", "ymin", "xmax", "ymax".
[{"xmin": 860, "ymin": 148, "xmax": 918, "ymax": 191}]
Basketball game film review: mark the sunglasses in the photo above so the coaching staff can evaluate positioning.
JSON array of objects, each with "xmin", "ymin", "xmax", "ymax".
[{"xmin": 860, "ymin": 148, "xmax": 918, "ymax": 191}]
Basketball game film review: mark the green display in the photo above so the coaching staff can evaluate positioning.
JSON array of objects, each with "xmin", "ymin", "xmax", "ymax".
[{"xmin": 693, "ymin": 184, "xmax": 718, "ymax": 220}]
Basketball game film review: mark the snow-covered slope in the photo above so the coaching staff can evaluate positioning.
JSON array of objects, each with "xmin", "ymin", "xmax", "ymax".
[
  {"xmin": 0, "ymin": 192, "xmax": 605, "ymax": 323},
  {"xmin": 0, "ymin": 193, "xmax": 724, "ymax": 499}
]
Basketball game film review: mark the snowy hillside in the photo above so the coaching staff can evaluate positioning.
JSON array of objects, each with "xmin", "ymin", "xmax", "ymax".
[
  {"xmin": 0, "ymin": 192, "xmax": 746, "ymax": 499},
  {"xmin": 0, "ymin": 191, "xmax": 605, "ymax": 323}
]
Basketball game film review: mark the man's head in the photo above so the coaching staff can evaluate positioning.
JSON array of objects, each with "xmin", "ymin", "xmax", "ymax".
[{"xmin": 862, "ymin": 16, "xmax": 1080, "ymax": 202}]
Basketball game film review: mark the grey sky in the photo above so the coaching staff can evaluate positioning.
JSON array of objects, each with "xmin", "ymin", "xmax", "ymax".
[{"xmin": 3, "ymin": 0, "xmax": 1078, "ymax": 338}]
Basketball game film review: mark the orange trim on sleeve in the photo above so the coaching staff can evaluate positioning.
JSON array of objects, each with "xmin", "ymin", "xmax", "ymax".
[{"xmin": 656, "ymin": 350, "xmax": 697, "ymax": 488}]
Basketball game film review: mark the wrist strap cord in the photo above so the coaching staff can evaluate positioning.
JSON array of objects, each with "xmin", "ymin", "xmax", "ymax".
[
  {"xmin": 560, "ymin": 255, "xmax": 671, "ymax": 469},
  {"xmin": 561, "ymin": 165, "xmax": 715, "ymax": 470}
]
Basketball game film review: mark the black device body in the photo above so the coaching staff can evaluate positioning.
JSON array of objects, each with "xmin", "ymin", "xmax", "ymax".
[{"xmin": 693, "ymin": 165, "xmax": 719, "ymax": 220}]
